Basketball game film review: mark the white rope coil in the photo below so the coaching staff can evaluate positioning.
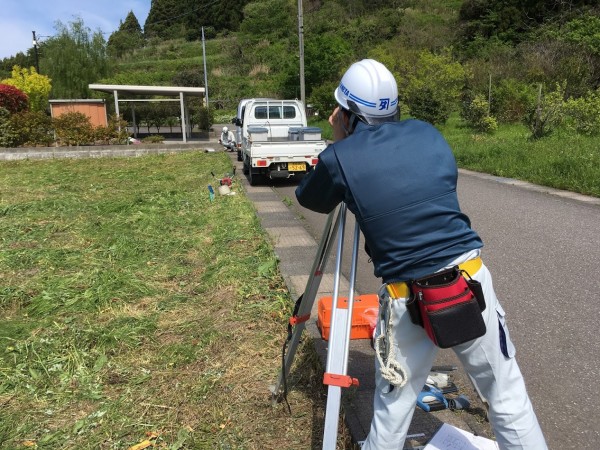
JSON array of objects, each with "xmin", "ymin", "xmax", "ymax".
[{"xmin": 374, "ymin": 296, "xmax": 408, "ymax": 387}]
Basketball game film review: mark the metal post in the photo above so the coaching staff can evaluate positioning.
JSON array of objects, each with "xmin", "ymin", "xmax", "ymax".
[
  {"xmin": 32, "ymin": 31, "xmax": 40, "ymax": 73},
  {"xmin": 113, "ymin": 90, "xmax": 120, "ymax": 118},
  {"xmin": 180, "ymin": 92, "xmax": 187, "ymax": 143},
  {"xmin": 131, "ymin": 105, "xmax": 137, "ymax": 138},
  {"xmin": 202, "ymin": 27, "xmax": 209, "ymax": 110},
  {"xmin": 297, "ymin": 0, "xmax": 306, "ymax": 110}
]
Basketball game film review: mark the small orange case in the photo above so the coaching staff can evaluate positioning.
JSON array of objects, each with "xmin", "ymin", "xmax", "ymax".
[{"xmin": 317, "ymin": 294, "xmax": 379, "ymax": 341}]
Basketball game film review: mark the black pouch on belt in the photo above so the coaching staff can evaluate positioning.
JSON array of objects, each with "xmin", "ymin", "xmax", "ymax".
[
  {"xmin": 405, "ymin": 294, "xmax": 423, "ymax": 327},
  {"xmin": 412, "ymin": 266, "xmax": 486, "ymax": 348},
  {"xmin": 461, "ymin": 270, "xmax": 486, "ymax": 311}
]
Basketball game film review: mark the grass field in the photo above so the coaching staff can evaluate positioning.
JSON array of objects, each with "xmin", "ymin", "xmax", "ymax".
[{"xmin": 0, "ymin": 152, "xmax": 337, "ymax": 449}]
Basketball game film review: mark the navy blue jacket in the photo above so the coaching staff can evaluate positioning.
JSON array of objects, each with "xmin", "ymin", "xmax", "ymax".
[{"xmin": 295, "ymin": 119, "xmax": 482, "ymax": 283}]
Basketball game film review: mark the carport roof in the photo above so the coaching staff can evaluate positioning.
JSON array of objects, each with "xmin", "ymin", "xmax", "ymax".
[{"xmin": 88, "ymin": 84, "xmax": 205, "ymax": 97}]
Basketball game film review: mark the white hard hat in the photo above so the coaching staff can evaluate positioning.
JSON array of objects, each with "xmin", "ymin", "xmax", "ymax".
[
  {"xmin": 222, "ymin": 126, "xmax": 228, "ymax": 132},
  {"xmin": 334, "ymin": 59, "xmax": 398, "ymax": 124}
]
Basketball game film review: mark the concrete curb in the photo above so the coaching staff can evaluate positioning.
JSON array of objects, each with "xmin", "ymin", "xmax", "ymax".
[
  {"xmin": 459, "ymin": 168, "xmax": 600, "ymax": 206},
  {"xmin": 0, "ymin": 142, "xmax": 214, "ymax": 161}
]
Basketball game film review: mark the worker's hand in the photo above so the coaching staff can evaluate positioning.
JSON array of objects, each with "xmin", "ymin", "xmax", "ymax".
[{"xmin": 329, "ymin": 106, "xmax": 348, "ymax": 142}]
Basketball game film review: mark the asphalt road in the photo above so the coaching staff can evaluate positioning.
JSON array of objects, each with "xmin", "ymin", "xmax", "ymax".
[{"xmin": 250, "ymin": 167, "xmax": 600, "ymax": 450}]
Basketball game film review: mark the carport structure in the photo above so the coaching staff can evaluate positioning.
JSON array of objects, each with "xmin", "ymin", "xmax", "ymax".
[{"xmin": 88, "ymin": 84, "xmax": 205, "ymax": 143}]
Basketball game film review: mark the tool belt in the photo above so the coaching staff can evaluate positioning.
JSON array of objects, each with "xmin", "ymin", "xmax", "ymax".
[{"xmin": 387, "ymin": 257, "xmax": 486, "ymax": 349}]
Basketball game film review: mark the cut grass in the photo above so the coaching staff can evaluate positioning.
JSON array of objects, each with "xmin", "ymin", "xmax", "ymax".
[{"xmin": 0, "ymin": 152, "xmax": 343, "ymax": 449}]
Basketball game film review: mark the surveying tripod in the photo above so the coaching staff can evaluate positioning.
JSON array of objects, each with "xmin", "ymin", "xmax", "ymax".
[{"xmin": 272, "ymin": 203, "xmax": 362, "ymax": 449}]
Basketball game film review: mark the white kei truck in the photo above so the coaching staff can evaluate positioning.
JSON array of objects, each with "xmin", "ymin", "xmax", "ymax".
[{"xmin": 231, "ymin": 99, "xmax": 327, "ymax": 185}]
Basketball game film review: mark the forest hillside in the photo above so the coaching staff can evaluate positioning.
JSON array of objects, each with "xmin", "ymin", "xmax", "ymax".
[{"xmin": 1, "ymin": 0, "xmax": 598, "ymax": 128}]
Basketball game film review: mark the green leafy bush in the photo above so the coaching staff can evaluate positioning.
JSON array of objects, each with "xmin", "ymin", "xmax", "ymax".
[
  {"xmin": 142, "ymin": 134, "xmax": 165, "ymax": 143},
  {"xmin": 405, "ymin": 86, "xmax": 447, "ymax": 124},
  {"xmin": 0, "ymin": 107, "xmax": 20, "ymax": 147},
  {"xmin": 94, "ymin": 115, "xmax": 131, "ymax": 145},
  {"xmin": 491, "ymin": 79, "xmax": 537, "ymax": 123},
  {"xmin": 402, "ymin": 50, "xmax": 467, "ymax": 125},
  {"xmin": 564, "ymin": 89, "xmax": 600, "ymax": 135},
  {"xmin": 308, "ymin": 81, "xmax": 338, "ymax": 120},
  {"xmin": 10, "ymin": 110, "xmax": 54, "ymax": 146},
  {"xmin": 461, "ymin": 94, "xmax": 498, "ymax": 133},
  {"xmin": 526, "ymin": 82, "xmax": 566, "ymax": 139},
  {"xmin": 194, "ymin": 106, "xmax": 214, "ymax": 131},
  {"xmin": 52, "ymin": 111, "xmax": 95, "ymax": 146}
]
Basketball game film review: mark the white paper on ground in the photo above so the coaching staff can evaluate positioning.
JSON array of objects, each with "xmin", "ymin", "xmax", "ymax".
[{"xmin": 424, "ymin": 423, "xmax": 499, "ymax": 450}]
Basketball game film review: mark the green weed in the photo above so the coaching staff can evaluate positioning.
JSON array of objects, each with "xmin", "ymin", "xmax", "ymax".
[{"xmin": 439, "ymin": 115, "xmax": 600, "ymax": 197}]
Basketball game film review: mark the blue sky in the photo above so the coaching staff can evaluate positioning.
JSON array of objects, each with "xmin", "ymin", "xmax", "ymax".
[{"xmin": 0, "ymin": 0, "xmax": 151, "ymax": 59}]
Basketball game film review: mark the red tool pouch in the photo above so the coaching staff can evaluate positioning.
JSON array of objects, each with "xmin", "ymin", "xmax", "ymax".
[{"xmin": 410, "ymin": 266, "xmax": 486, "ymax": 348}]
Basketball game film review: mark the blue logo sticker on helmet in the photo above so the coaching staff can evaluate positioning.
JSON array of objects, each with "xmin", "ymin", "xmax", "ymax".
[{"xmin": 378, "ymin": 98, "xmax": 398, "ymax": 111}]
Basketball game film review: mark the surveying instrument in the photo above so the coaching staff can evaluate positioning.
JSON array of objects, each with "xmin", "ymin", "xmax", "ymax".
[{"xmin": 272, "ymin": 203, "xmax": 364, "ymax": 449}]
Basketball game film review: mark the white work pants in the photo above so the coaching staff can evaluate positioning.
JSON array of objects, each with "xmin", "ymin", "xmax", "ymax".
[{"xmin": 362, "ymin": 258, "xmax": 547, "ymax": 450}]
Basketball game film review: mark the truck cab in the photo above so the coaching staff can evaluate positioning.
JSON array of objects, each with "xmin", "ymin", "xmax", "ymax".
[
  {"xmin": 236, "ymin": 99, "xmax": 327, "ymax": 185},
  {"xmin": 232, "ymin": 98, "xmax": 275, "ymax": 162}
]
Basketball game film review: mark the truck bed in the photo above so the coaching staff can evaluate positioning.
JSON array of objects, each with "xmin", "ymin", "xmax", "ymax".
[{"xmin": 247, "ymin": 139, "xmax": 327, "ymax": 160}]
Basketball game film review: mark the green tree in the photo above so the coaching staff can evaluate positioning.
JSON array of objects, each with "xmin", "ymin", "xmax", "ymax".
[
  {"xmin": 40, "ymin": 18, "xmax": 111, "ymax": 99},
  {"xmin": 280, "ymin": 33, "xmax": 352, "ymax": 99},
  {"xmin": 144, "ymin": 0, "xmax": 188, "ymax": 40},
  {"xmin": 185, "ymin": 0, "xmax": 249, "ymax": 40},
  {"xmin": 304, "ymin": 35, "xmax": 352, "ymax": 96},
  {"xmin": 459, "ymin": 0, "xmax": 599, "ymax": 45},
  {"xmin": 402, "ymin": 50, "xmax": 468, "ymax": 125},
  {"xmin": 171, "ymin": 68, "xmax": 204, "ymax": 87},
  {"xmin": 308, "ymin": 81, "xmax": 338, "ymax": 120},
  {"xmin": 240, "ymin": 0, "xmax": 295, "ymax": 40},
  {"xmin": 122, "ymin": 11, "xmax": 144, "ymax": 35},
  {"xmin": 0, "ymin": 50, "xmax": 36, "ymax": 79},
  {"xmin": 107, "ymin": 11, "xmax": 145, "ymax": 58},
  {"xmin": 1, "ymin": 66, "xmax": 52, "ymax": 112}
]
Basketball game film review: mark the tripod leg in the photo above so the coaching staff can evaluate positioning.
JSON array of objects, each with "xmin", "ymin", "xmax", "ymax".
[
  {"xmin": 271, "ymin": 208, "xmax": 340, "ymax": 399},
  {"xmin": 322, "ymin": 205, "xmax": 361, "ymax": 449}
]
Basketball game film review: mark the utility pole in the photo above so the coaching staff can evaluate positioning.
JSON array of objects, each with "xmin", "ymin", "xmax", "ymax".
[
  {"xmin": 297, "ymin": 0, "xmax": 306, "ymax": 110},
  {"xmin": 32, "ymin": 31, "xmax": 40, "ymax": 73},
  {"xmin": 202, "ymin": 26, "xmax": 209, "ymax": 110}
]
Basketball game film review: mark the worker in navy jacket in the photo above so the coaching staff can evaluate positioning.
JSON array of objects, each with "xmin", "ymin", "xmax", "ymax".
[{"xmin": 295, "ymin": 59, "xmax": 546, "ymax": 450}]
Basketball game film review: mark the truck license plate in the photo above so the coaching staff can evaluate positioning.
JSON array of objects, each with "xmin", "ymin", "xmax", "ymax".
[{"xmin": 288, "ymin": 162, "xmax": 305, "ymax": 172}]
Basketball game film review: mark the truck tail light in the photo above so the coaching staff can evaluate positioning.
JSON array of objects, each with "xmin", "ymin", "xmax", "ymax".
[
  {"xmin": 257, "ymin": 160, "xmax": 267, "ymax": 167},
  {"xmin": 311, "ymin": 158, "xmax": 319, "ymax": 165}
]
